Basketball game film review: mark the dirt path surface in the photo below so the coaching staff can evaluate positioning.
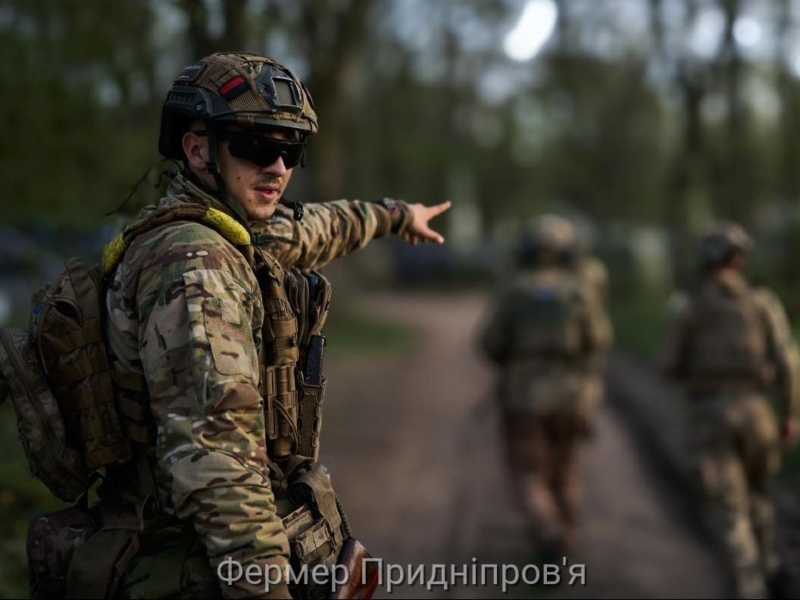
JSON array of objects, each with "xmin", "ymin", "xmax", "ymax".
[{"xmin": 317, "ymin": 291, "xmax": 731, "ymax": 599}]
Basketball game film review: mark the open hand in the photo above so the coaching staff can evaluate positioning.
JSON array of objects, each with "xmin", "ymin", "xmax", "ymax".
[{"xmin": 403, "ymin": 200, "xmax": 452, "ymax": 245}]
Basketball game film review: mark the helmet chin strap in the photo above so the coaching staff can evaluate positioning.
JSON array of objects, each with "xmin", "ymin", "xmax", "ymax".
[{"xmin": 204, "ymin": 125, "xmax": 256, "ymax": 240}]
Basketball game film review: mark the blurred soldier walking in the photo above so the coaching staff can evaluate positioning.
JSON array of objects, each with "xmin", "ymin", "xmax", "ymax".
[
  {"xmin": 479, "ymin": 214, "xmax": 614, "ymax": 560},
  {"xmin": 661, "ymin": 222, "xmax": 800, "ymax": 600}
]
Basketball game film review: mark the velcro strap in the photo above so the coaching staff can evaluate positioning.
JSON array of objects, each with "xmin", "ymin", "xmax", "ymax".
[
  {"xmin": 112, "ymin": 371, "xmax": 147, "ymax": 393},
  {"xmin": 49, "ymin": 356, "xmax": 100, "ymax": 387},
  {"xmin": 122, "ymin": 420, "xmax": 153, "ymax": 446},
  {"xmin": 47, "ymin": 325, "xmax": 104, "ymax": 354},
  {"xmin": 118, "ymin": 395, "xmax": 148, "ymax": 422},
  {"xmin": 65, "ymin": 258, "xmax": 103, "ymax": 322},
  {"xmin": 85, "ymin": 445, "xmax": 126, "ymax": 467},
  {"xmin": 263, "ymin": 365, "xmax": 297, "ymax": 440},
  {"xmin": 266, "ymin": 396, "xmax": 277, "ymax": 439},
  {"xmin": 272, "ymin": 317, "xmax": 297, "ymax": 338},
  {"xmin": 80, "ymin": 418, "xmax": 117, "ymax": 439}
]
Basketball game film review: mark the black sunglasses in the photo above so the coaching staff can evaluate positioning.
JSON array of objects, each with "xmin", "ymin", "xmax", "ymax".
[{"xmin": 196, "ymin": 130, "xmax": 306, "ymax": 169}]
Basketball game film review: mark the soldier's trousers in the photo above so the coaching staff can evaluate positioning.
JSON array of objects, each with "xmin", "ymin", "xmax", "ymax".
[
  {"xmin": 501, "ymin": 411, "xmax": 587, "ymax": 554},
  {"xmin": 689, "ymin": 393, "xmax": 782, "ymax": 600}
]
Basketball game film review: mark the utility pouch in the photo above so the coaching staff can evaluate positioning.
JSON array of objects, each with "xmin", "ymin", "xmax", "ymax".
[
  {"xmin": 66, "ymin": 502, "xmax": 143, "ymax": 599},
  {"xmin": 27, "ymin": 499, "xmax": 97, "ymax": 600},
  {"xmin": 297, "ymin": 379, "xmax": 326, "ymax": 461},
  {"xmin": 274, "ymin": 461, "xmax": 346, "ymax": 599}
]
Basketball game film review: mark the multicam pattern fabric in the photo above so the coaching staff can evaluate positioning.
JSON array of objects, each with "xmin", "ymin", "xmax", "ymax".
[
  {"xmin": 480, "ymin": 263, "xmax": 614, "ymax": 418},
  {"xmin": 104, "ymin": 171, "xmax": 413, "ymax": 598},
  {"xmin": 252, "ymin": 198, "xmax": 413, "ymax": 270},
  {"xmin": 661, "ymin": 272, "xmax": 800, "ymax": 421},
  {"xmin": 661, "ymin": 271, "xmax": 800, "ymax": 599},
  {"xmin": 27, "ymin": 504, "xmax": 96, "ymax": 599},
  {"xmin": 480, "ymin": 257, "xmax": 613, "ymax": 560}
]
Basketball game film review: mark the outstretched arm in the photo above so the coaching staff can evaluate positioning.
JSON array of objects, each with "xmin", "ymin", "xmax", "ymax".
[{"xmin": 252, "ymin": 198, "xmax": 451, "ymax": 270}]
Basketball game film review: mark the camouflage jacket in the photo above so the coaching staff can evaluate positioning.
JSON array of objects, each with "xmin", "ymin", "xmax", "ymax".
[
  {"xmin": 660, "ymin": 271, "xmax": 800, "ymax": 421},
  {"xmin": 479, "ymin": 262, "xmax": 614, "ymax": 416},
  {"xmin": 104, "ymin": 172, "xmax": 413, "ymax": 598}
]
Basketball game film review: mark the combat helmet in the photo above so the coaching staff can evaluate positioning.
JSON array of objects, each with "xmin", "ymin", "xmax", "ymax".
[
  {"xmin": 697, "ymin": 220, "xmax": 754, "ymax": 271},
  {"xmin": 158, "ymin": 52, "xmax": 318, "ymax": 226},
  {"xmin": 516, "ymin": 214, "xmax": 579, "ymax": 267},
  {"xmin": 159, "ymin": 52, "xmax": 317, "ymax": 159}
]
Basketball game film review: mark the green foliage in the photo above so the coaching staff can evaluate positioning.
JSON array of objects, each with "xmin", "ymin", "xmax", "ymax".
[
  {"xmin": 609, "ymin": 288, "xmax": 670, "ymax": 361},
  {"xmin": 0, "ymin": 0, "xmax": 165, "ymax": 226},
  {"xmin": 0, "ymin": 403, "xmax": 69, "ymax": 599}
]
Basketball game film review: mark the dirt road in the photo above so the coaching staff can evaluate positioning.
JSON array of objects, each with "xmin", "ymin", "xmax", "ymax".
[{"xmin": 318, "ymin": 291, "xmax": 730, "ymax": 599}]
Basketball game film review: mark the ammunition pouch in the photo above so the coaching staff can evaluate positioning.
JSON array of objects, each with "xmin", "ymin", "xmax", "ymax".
[
  {"xmin": 296, "ymin": 379, "xmax": 326, "ymax": 462},
  {"xmin": 261, "ymin": 364, "xmax": 299, "ymax": 442},
  {"xmin": 276, "ymin": 460, "xmax": 348, "ymax": 599}
]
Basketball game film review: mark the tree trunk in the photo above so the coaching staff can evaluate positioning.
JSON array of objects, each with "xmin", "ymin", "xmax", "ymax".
[
  {"xmin": 181, "ymin": 0, "xmax": 215, "ymax": 59},
  {"xmin": 303, "ymin": 0, "xmax": 373, "ymax": 200}
]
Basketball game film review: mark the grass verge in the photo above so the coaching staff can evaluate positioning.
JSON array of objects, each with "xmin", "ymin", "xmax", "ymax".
[{"xmin": 321, "ymin": 304, "xmax": 419, "ymax": 359}]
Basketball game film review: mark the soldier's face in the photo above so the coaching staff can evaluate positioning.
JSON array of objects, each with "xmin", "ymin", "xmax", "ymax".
[
  {"xmin": 217, "ymin": 127, "xmax": 296, "ymax": 221},
  {"xmin": 183, "ymin": 124, "xmax": 297, "ymax": 221}
]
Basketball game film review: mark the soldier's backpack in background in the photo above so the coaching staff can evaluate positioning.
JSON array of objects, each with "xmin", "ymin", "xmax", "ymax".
[
  {"xmin": 685, "ymin": 280, "xmax": 772, "ymax": 385},
  {"xmin": 506, "ymin": 269, "xmax": 587, "ymax": 360}
]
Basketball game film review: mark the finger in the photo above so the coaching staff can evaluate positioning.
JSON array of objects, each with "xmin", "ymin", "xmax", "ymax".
[
  {"xmin": 418, "ymin": 226, "xmax": 445, "ymax": 244},
  {"xmin": 425, "ymin": 232, "xmax": 445, "ymax": 244},
  {"xmin": 428, "ymin": 201, "xmax": 452, "ymax": 217}
]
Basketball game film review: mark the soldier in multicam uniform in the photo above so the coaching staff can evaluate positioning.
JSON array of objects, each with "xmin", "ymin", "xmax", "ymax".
[
  {"xmin": 660, "ymin": 221, "xmax": 800, "ymax": 600},
  {"xmin": 478, "ymin": 214, "xmax": 614, "ymax": 561},
  {"xmin": 98, "ymin": 52, "xmax": 451, "ymax": 599}
]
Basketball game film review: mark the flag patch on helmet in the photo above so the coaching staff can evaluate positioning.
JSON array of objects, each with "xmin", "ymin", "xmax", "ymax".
[{"xmin": 219, "ymin": 76, "xmax": 249, "ymax": 101}]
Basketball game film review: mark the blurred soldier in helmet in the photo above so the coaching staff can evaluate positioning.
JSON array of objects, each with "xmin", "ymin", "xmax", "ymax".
[
  {"xmin": 479, "ymin": 214, "xmax": 614, "ymax": 560},
  {"xmin": 50, "ymin": 52, "xmax": 451, "ymax": 600},
  {"xmin": 660, "ymin": 221, "xmax": 800, "ymax": 599}
]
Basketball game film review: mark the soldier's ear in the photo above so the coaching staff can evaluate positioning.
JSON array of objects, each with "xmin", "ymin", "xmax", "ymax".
[{"xmin": 182, "ymin": 131, "xmax": 209, "ymax": 172}]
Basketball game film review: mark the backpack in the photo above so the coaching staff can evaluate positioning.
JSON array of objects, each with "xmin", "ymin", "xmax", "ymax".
[
  {"xmin": 505, "ymin": 269, "xmax": 587, "ymax": 359},
  {"xmin": 686, "ymin": 280, "xmax": 771, "ymax": 382},
  {"xmin": 0, "ymin": 205, "xmax": 250, "ymax": 504},
  {"xmin": 0, "ymin": 257, "xmax": 129, "ymax": 504}
]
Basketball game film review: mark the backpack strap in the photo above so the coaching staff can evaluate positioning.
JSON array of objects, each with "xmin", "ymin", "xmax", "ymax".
[{"xmin": 102, "ymin": 205, "xmax": 252, "ymax": 275}]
